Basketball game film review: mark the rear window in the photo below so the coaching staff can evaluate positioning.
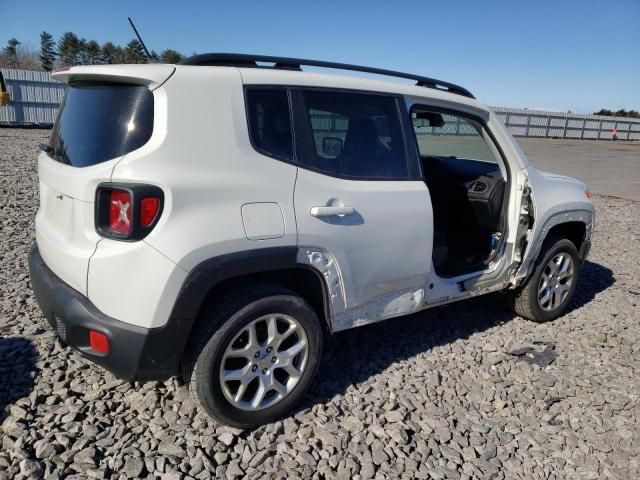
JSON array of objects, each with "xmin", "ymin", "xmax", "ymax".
[{"xmin": 48, "ymin": 82, "xmax": 154, "ymax": 167}]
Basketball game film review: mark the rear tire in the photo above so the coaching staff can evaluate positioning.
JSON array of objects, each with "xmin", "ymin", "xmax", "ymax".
[
  {"xmin": 510, "ymin": 236, "xmax": 580, "ymax": 322},
  {"xmin": 182, "ymin": 284, "xmax": 323, "ymax": 429}
]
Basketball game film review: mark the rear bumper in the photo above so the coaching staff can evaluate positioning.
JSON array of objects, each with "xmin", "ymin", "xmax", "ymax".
[{"xmin": 28, "ymin": 242, "xmax": 180, "ymax": 381}]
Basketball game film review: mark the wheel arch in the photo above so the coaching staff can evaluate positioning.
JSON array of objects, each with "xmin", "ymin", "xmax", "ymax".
[
  {"xmin": 167, "ymin": 247, "xmax": 332, "ymax": 371},
  {"xmin": 547, "ymin": 221, "xmax": 588, "ymax": 255},
  {"xmin": 515, "ymin": 208, "xmax": 593, "ymax": 285}
]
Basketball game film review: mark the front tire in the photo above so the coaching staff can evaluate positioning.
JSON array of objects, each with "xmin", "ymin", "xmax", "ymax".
[
  {"xmin": 182, "ymin": 284, "xmax": 323, "ymax": 429},
  {"xmin": 511, "ymin": 236, "xmax": 580, "ymax": 322}
]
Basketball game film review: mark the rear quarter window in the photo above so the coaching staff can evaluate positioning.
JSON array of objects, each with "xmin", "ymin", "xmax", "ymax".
[
  {"xmin": 245, "ymin": 88, "xmax": 293, "ymax": 162},
  {"xmin": 48, "ymin": 82, "xmax": 154, "ymax": 167}
]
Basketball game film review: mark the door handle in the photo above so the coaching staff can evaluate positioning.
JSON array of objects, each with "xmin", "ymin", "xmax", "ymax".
[{"xmin": 310, "ymin": 206, "xmax": 354, "ymax": 217}]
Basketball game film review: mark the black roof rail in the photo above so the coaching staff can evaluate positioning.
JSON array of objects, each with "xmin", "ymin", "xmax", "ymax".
[{"xmin": 180, "ymin": 53, "xmax": 475, "ymax": 99}]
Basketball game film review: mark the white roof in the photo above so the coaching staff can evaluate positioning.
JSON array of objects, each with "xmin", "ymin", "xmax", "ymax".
[{"xmin": 52, "ymin": 63, "xmax": 490, "ymax": 115}]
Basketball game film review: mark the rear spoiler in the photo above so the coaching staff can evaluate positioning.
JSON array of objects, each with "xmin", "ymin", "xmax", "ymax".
[
  {"xmin": 0, "ymin": 71, "xmax": 9, "ymax": 106},
  {"xmin": 52, "ymin": 64, "xmax": 175, "ymax": 90}
]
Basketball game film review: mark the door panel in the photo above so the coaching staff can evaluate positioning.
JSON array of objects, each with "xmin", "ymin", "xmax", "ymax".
[
  {"xmin": 291, "ymin": 88, "xmax": 433, "ymax": 312},
  {"xmin": 291, "ymin": 89, "xmax": 433, "ymax": 312},
  {"xmin": 295, "ymin": 170, "xmax": 433, "ymax": 310}
]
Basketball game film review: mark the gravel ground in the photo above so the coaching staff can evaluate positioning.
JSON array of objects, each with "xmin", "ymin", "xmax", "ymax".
[{"xmin": 1, "ymin": 128, "xmax": 639, "ymax": 480}]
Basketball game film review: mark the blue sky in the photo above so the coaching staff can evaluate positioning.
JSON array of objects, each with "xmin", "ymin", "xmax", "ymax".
[{"xmin": 4, "ymin": 0, "xmax": 639, "ymax": 113}]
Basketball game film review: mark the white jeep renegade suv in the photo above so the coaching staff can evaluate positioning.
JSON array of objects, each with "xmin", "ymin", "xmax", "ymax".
[{"xmin": 29, "ymin": 53, "xmax": 594, "ymax": 428}]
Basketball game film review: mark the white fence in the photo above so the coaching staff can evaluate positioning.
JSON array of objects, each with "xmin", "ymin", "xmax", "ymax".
[
  {"xmin": 1, "ymin": 68, "xmax": 639, "ymax": 140},
  {"xmin": 0, "ymin": 69, "xmax": 65, "ymax": 126},
  {"xmin": 491, "ymin": 106, "xmax": 640, "ymax": 141}
]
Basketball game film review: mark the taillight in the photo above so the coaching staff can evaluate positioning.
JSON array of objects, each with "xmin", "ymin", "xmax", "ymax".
[
  {"xmin": 109, "ymin": 190, "xmax": 132, "ymax": 235},
  {"xmin": 95, "ymin": 183, "xmax": 164, "ymax": 240},
  {"xmin": 140, "ymin": 197, "xmax": 160, "ymax": 227}
]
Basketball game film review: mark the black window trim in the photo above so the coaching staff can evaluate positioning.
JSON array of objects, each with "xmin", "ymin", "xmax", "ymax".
[{"xmin": 243, "ymin": 85, "xmax": 297, "ymax": 166}]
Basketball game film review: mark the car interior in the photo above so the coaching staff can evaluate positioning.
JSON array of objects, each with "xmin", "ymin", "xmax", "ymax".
[{"xmin": 412, "ymin": 109, "xmax": 507, "ymax": 277}]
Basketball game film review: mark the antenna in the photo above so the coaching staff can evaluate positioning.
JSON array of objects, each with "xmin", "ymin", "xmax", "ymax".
[{"xmin": 128, "ymin": 17, "xmax": 152, "ymax": 59}]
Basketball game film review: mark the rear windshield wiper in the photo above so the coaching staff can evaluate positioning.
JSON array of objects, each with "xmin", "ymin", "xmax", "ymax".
[{"xmin": 39, "ymin": 143, "xmax": 70, "ymax": 165}]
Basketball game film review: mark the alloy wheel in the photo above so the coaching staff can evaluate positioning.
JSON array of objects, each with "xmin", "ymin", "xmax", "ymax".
[
  {"xmin": 219, "ymin": 314, "xmax": 309, "ymax": 411},
  {"xmin": 537, "ymin": 252, "xmax": 574, "ymax": 311}
]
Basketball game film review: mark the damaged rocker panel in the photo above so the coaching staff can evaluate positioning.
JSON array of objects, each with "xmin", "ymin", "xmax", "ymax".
[{"xmin": 297, "ymin": 247, "xmax": 426, "ymax": 332}]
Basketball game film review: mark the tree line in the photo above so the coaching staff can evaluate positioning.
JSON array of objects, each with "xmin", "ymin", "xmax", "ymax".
[
  {"xmin": 1, "ymin": 32, "xmax": 184, "ymax": 71},
  {"xmin": 592, "ymin": 109, "xmax": 640, "ymax": 119},
  {"xmin": 2, "ymin": 34, "xmax": 640, "ymax": 119}
]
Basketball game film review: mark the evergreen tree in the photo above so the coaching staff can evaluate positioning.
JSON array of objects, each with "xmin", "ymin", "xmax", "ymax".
[
  {"xmin": 4, "ymin": 38, "xmax": 21, "ymax": 68},
  {"xmin": 124, "ymin": 39, "xmax": 147, "ymax": 64},
  {"xmin": 85, "ymin": 40, "xmax": 101, "ymax": 65},
  {"xmin": 57, "ymin": 32, "xmax": 81, "ymax": 66},
  {"xmin": 593, "ymin": 108, "xmax": 639, "ymax": 119},
  {"xmin": 160, "ymin": 49, "xmax": 183, "ymax": 64},
  {"xmin": 2, "ymin": 31, "xmax": 193, "ymax": 70},
  {"xmin": 101, "ymin": 42, "xmax": 119, "ymax": 64},
  {"xmin": 77, "ymin": 38, "xmax": 88, "ymax": 64},
  {"xmin": 40, "ymin": 32, "xmax": 56, "ymax": 71}
]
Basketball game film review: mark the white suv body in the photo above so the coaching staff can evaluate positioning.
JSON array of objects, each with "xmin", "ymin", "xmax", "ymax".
[{"xmin": 29, "ymin": 55, "xmax": 594, "ymax": 427}]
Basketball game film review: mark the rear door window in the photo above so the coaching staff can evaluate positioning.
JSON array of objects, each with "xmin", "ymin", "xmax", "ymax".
[
  {"xmin": 49, "ymin": 82, "xmax": 154, "ymax": 167},
  {"xmin": 294, "ymin": 90, "xmax": 409, "ymax": 179}
]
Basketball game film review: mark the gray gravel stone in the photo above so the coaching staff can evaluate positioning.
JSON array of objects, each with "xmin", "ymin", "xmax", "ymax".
[
  {"xmin": 1, "ymin": 129, "xmax": 639, "ymax": 479},
  {"xmin": 9, "ymin": 405, "xmax": 28, "ymax": 419},
  {"xmin": 33, "ymin": 439, "xmax": 56, "ymax": 459},
  {"xmin": 217, "ymin": 432, "xmax": 234, "ymax": 447},
  {"xmin": 19, "ymin": 459, "xmax": 43, "ymax": 479},
  {"xmin": 313, "ymin": 426, "xmax": 338, "ymax": 447},
  {"xmin": 122, "ymin": 457, "xmax": 145, "ymax": 477},
  {"xmin": 158, "ymin": 440, "xmax": 186, "ymax": 458}
]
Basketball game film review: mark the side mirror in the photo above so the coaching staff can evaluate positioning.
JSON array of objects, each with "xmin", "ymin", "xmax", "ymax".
[{"xmin": 322, "ymin": 136, "xmax": 343, "ymax": 157}]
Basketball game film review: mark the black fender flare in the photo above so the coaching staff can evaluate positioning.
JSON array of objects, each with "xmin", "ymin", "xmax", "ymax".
[
  {"xmin": 157, "ymin": 247, "xmax": 332, "ymax": 377},
  {"xmin": 171, "ymin": 247, "xmax": 298, "ymax": 322},
  {"xmin": 516, "ymin": 209, "xmax": 594, "ymax": 285}
]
